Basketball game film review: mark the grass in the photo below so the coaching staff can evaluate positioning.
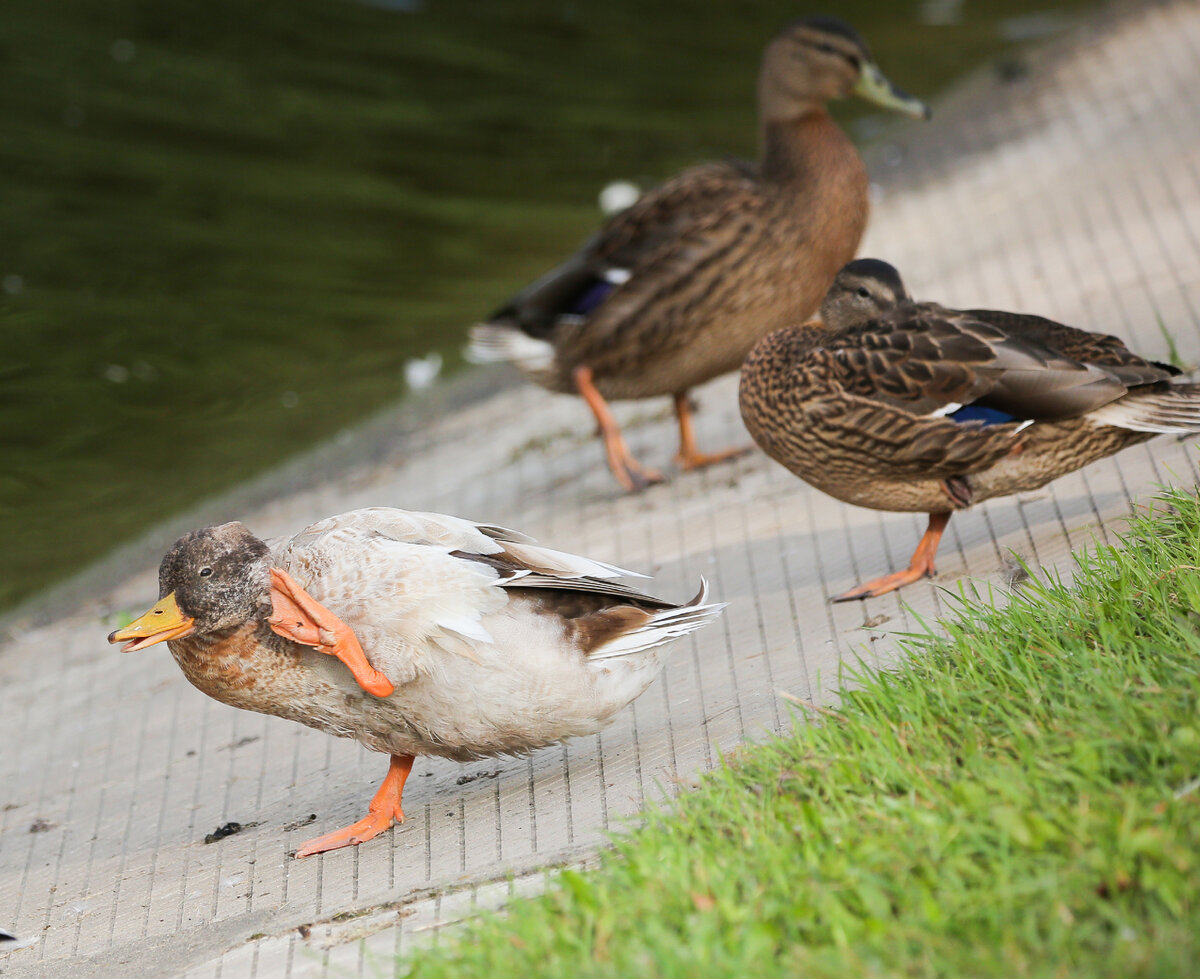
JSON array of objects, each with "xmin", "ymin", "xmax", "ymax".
[
  {"xmin": 0, "ymin": 0, "xmax": 1102, "ymax": 609},
  {"xmin": 1157, "ymin": 315, "xmax": 1193, "ymax": 372},
  {"xmin": 401, "ymin": 488, "xmax": 1200, "ymax": 977}
]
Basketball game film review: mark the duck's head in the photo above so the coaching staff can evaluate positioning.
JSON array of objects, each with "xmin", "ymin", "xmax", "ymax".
[
  {"xmin": 108, "ymin": 522, "xmax": 270, "ymax": 651},
  {"xmin": 760, "ymin": 17, "xmax": 929, "ymax": 122},
  {"xmin": 819, "ymin": 258, "xmax": 911, "ymax": 329}
]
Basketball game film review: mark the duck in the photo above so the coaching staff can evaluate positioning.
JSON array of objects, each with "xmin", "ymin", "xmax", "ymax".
[
  {"xmin": 468, "ymin": 16, "xmax": 929, "ymax": 493},
  {"xmin": 108, "ymin": 507, "xmax": 723, "ymax": 857},
  {"xmin": 739, "ymin": 258, "xmax": 1200, "ymax": 601}
]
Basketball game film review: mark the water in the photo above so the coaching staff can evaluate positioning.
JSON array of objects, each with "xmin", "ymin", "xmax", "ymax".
[{"xmin": 0, "ymin": 0, "xmax": 1100, "ymax": 609}]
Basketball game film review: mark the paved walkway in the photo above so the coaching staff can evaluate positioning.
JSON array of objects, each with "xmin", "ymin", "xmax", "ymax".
[{"xmin": 3, "ymin": 3, "xmax": 1200, "ymax": 975}]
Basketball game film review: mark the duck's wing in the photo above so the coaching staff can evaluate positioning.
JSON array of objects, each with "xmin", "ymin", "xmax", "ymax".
[
  {"xmin": 285, "ymin": 505, "xmax": 646, "ymax": 582},
  {"xmin": 484, "ymin": 160, "xmax": 760, "ymax": 340},
  {"xmin": 270, "ymin": 507, "xmax": 683, "ymax": 683},
  {"xmin": 962, "ymin": 308, "xmax": 1179, "ymax": 386},
  {"xmin": 826, "ymin": 304, "xmax": 1146, "ymax": 421},
  {"xmin": 787, "ymin": 304, "xmax": 1147, "ymax": 480}
]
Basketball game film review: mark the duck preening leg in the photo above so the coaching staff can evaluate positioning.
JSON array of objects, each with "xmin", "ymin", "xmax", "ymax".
[
  {"xmin": 295, "ymin": 754, "xmax": 414, "ymax": 858},
  {"xmin": 832, "ymin": 513, "xmax": 951, "ymax": 603},
  {"xmin": 267, "ymin": 567, "xmax": 395, "ymax": 698},
  {"xmin": 673, "ymin": 392, "xmax": 752, "ymax": 471},
  {"xmin": 573, "ymin": 365, "xmax": 664, "ymax": 492}
]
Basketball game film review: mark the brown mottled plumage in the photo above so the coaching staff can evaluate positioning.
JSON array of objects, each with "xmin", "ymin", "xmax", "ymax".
[
  {"xmin": 469, "ymin": 16, "xmax": 928, "ymax": 491},
  {"xmin": 109, "ymin": 508, "xmax": 723, "ymax": 856},
  {"xmin": 739, "ymin": 258, "xmax": 1200, "ymax": 600}
]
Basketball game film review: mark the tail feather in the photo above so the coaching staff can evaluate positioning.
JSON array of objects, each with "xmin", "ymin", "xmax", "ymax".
[
  {"xmin": 1087, "ymin": 383, "xmax": 1200, "ymax": 434},
  {"xmin": 588, "ymin": 578, "xmax": 726, "ymax": 661},
  {"xmin": 465, "ymin": 323, "xmax": 556, "ymax": 372}
]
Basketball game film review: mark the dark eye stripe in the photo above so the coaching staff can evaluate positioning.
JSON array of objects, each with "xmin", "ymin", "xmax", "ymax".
[{"xmin": 797, "ymin": 38, "xmax": 861, "ymax": 70}]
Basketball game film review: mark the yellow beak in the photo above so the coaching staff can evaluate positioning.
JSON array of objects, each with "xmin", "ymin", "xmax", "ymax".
[
  {"xmin": 108, "ymin": 592, "xmax": 196, "ymax": 652},
  {"xmin": 853, "ymin": 61, "xmax": 931, "ymax": 120}
]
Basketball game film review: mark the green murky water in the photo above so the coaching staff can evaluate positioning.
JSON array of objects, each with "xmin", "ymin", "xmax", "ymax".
[{"xmin": 0, "ymin": 0, "xmax": 1099, "ymax": 609}]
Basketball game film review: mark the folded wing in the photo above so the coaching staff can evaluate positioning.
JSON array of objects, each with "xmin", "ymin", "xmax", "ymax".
[{"xmin": 270, "ymin": 507, "xmax": 715, "ymax": 684}]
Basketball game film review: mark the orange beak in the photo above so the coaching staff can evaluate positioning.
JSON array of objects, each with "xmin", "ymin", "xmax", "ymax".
[{"xmin": 108, "ymin": 592, "xmax": 196, "ymax": 651}]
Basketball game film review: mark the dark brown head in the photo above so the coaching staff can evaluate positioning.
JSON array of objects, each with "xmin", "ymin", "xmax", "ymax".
[
  {"xmin": 819, "ymin": 258, "xmax": 911, "ymax": 329},
  {"xmin": 108, "ymin": 522, "xmax": 271, "ymax": 651},
  {"xmin": 758, "ymin": 17, "xmax": 929, "ymax": 123}
]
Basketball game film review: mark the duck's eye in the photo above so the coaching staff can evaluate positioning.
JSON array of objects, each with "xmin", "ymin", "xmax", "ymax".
[
  {"xmin": 199, "ymin": 567, "xmax": 213, "ymax": 578},
  {"xmin": 856, "ymin": 286, "xmax": 871, "ymax": 298}
]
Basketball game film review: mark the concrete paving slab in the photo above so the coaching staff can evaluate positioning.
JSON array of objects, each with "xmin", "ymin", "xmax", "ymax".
[{"xmin": 3, "ymin": 2, "xmax": 1200, "ymax": 974}]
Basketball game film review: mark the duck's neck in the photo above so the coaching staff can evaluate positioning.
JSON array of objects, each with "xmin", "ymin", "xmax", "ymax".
[
  {"xmin": 167, "ymin": 615, "xmax": 298, "ymax": 712},
  {"xmin": 759, "ymin": 110, "xmax": 864, "ymax": 190},
  {"xmin": 744, "ymin": 319, "xmax": 831, "ymax": 371}
]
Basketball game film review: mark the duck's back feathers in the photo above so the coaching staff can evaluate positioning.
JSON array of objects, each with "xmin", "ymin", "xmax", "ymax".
[
  {"xmin": 286, "ymin": 506, "xmax": 531, "ymax": 554},
  {"xmin": 822, "ymin": 305, "xmax": 1153, "ymax": 422},
  {"xmin": 483, "ymin": 161, "xmax": 759, "ymax": 338},
  {"xmin": 963, "ymin": 309, "xmax": 1180, "ymax": 383},
  {"xmin": 272, "ymin": 507, "xmax": 716, "ymax": 685},
  {"xmin": 286, "ymin": 506, "xmax": 634, "ymax": 579}
]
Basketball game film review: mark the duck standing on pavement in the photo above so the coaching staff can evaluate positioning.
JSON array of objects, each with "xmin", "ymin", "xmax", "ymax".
[
  {"xmin": 469, "ymin": 17, "xmax": 928, "ymax": 492},
  {"xmin": 739, "ymin": 259, "xmax": 1200, "ymax": 600},
  {"xmin": 109, "ymin": 507, "xmax": 723, "ymax": 857}
]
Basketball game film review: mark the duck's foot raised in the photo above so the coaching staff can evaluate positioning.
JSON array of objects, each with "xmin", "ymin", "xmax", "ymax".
[
  {"xmin": 295, "ymin": 754, "xmax": 414, "ymax": 858},
  {"xmin": 672, "ymin": 392, "xmax": 752, "ymax": 471},
  {"xmin": 574, "ymin": 365, "xmax": 664, "ymax": 492},
  {"xmin": 832, "ymin": 512, "xmax": 951, "ymax": 602},
  {"xmin": 267, "ymin": 567, "xmax": 395, "ymax": 698}
]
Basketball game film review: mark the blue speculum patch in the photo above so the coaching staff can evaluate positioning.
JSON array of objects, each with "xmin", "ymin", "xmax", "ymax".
[
  {"xmin": 950, "ymin": 404, "xmax": 1021, "ymax": 425},
  {"xmin": 570, "ymin": 279, "xmax": 615, "ymax": 316}
]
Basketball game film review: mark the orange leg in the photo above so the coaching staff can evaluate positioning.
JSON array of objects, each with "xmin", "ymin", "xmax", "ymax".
[
  {"xmin": 267, "ymin": 567, "xmax": 395, "ymax": 698},
  {"xmin": 673, "ymin": 392, "xmax": 752, "ymax": 471},
  {"xmin": 295, "ymin": 754, "xmax": 414, "ymax": 858},
  {"xmin": 831, "ymin": 513, "xmax": 951, "ymax": 603},
  {"xmin": 573, "ymin": 365, "xmax": 663, "ymax": 492}
]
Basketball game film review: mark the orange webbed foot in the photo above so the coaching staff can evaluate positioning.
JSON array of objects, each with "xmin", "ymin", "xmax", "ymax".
[
  {"xmin": 294, "ymin": 754, "xmax": 414, "ymax": 859},
  {"xmin": 295, "ymin": 809, "xmax": 402, "ymax": 858},
  {"xmin": 831, "ymin": 564, "xmax": 935, "ymax": 602},
  {"xmin": 267, "ymin": 567, "xmax": 394, "ymax": 698},
  {"xmin": 618, "ymin": 456, "xmax": 665, "ymax": 493},
  {"xmin": 830, "ymin": 513, "xmax": 951, "ymax": 603}
]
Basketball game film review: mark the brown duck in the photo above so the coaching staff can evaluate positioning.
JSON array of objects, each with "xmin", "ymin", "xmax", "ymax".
[
  {"xmin": 739, "ymin": 259, "xmax": 1200, "ymax": 600},
  {"xmin": 468, "ymin": 17, "xmax": 928, "ymax": 492}
]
